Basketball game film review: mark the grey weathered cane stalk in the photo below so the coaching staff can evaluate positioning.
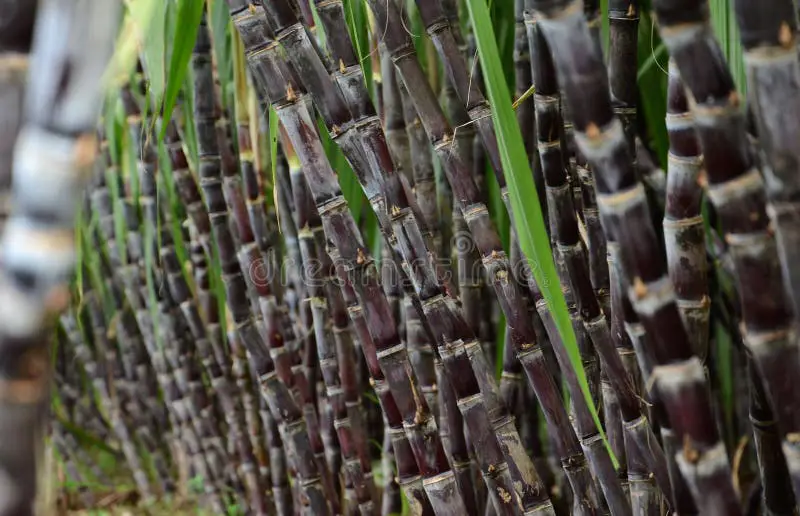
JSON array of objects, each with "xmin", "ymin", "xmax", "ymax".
[
  {"xmin": 0, "ymin": 1, "xmax": 35, "ymax": 231},
  {"xmin": 0, "ymin": 0, "xmax": 120, "ymax": 512}
]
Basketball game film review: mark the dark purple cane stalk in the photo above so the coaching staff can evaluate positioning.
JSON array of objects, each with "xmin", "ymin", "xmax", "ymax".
[
  {"xmin": 608, "ymin": 0, "xmax": 639, "ymax": 151},
  {"xmin": 257, "ymin": 2, "xmax": 560, "ymax": 512},
  {"xmin": 527, "ymin": 7, "xmax": 672, "ymax": 512},
  {"xmin": 732, "ymin": 1, "xmax": 800, "ymax": 500},
  {"xmin": 289, "ymin": 150, "xmax": 378, "ymax": 515},
  {"xmin": 529, "ymin": 0, "xmax": 743, "ymax": 512},
  {"xmin": 378, "ymin": 431, "xmax": 401, "ymax": 515},
  {"xmin": 652, "ymin": 0, "xmax": 800, "ymax": 506},
  {"xmin": 192, "ymin": 13, "xmax": 333, "ymax": 514},
  {"xmin": 663, "ymin": 60, "xmax": 710, "ymax": 366}
]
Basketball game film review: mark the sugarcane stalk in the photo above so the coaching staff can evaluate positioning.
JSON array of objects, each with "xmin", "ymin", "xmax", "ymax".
[
  {"xmin": 601, "ymin": 0, "xmax": 640, "ymax": 321},
  {"xmin": 0, "ymin": 0, "xmax": 120, "ymax": 512},
  {"xmin": 380, "ymin": 425, "xmax": 403, "ymax": 516},
  {"xmin": 289, "ymin": 151, "xmax": 378, "ymax": 515},
  {"xmin": 606, "ymin": 250, "xmax": 663, "ymax": 516},
  {"xmin": 608, "ymin": 0, "xmax": 638, "ymax": 152},
  {"xmin": 435, "ymin": 357, "xmax": 479, "ymax": 516},
  {"xmin": 0, "ymin": 0, "xmax": 35, "ymax": 232},
  {"xmin": 433, "ymin": 25, "xmax": 480, "ymax": 510},
  {"xmin": 652, "ymin": 0, "xmax": 800, "ymax": 507},
  {"xmin": 230, "ymin": 7, "xmax": 437, "ymax": 513},
  {"xmin": 528, "ymin": 9, "xmax": 673, "ymax": 512},
  {"xmin": 411, "ymin": 0, "xmax": 501, "ymax": 188},
  {"xmin": 60, "ymin": 309, "xmax": 155, "ymax": 501},
  {"xmin": 663, "ymin": 59, "xmax": 710, "ymax": 365},
  {"xmin": 368, "ymin": 4, "xmax": 628, "ymax": 515},
  {"xmin": 274, "ymin": 150, "xmax": 305, "ymax": 323},
  {"xmin": 529, "ymin": 0, "xmax": 743, "ymax": 513},
  {"xmin": 459, "ymin": 34, "xmax": 497, "ymax": 366},
  {"xmin": 732, "ymin": 0, "xmax": 800, "ymax": 327},
  {"xmin": 747, "ymin": 353, "xmax": 796, "ymax": 515},
  {"xmin": 192, "ymin": 12, "xmax": 333, "ymax": 514},
  {"xmin": 380, "ymin": 42, "xmax": 415, "ymax": 189}
]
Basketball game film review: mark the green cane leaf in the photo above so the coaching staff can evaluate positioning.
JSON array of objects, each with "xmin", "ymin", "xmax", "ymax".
[
  {"xmin": 159, "ymin": 0, "xmax": 205, "ymax": 139},
  {"xmin": 139, "ymin": 0, "xmax": 168, "ymax": 110}
]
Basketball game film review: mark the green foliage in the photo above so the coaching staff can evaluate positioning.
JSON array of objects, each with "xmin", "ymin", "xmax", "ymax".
[
  {"xmin": 188, "ymin": 474, "xmax": 206, "ymax": 494},
  {"xmin": 210, "ymin": 0, "xmax": 234, "ymax": 106},
  {"xmin": 140, "ymin": 1, "xmax": 168, "ymax": 111},
  {"xmin": 636, "ymin": 3, "xmax": 669, "ymax": 166},
  {"xmin": 159, "ymin": 0, "xmax": 206, "ymax": 139},
  {"xmin": 465, "ymin": 0, "xmax": 616, "ymax": 466},
  {"xmin": 709, "ymin": 0, "xmax": 746, "ymax": 92},
  {"xmin": 342, "ymin": 0, "xmax": 373, "ymax": 91},
  {"xmin": 315, "ymin": 117, "xmax": 367, "ymax": 225}
]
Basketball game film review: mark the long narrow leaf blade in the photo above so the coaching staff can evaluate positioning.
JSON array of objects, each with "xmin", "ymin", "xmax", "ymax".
[{"xmin": 159, "ymin": 0, "xmax": 205, "ymax": 139}]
